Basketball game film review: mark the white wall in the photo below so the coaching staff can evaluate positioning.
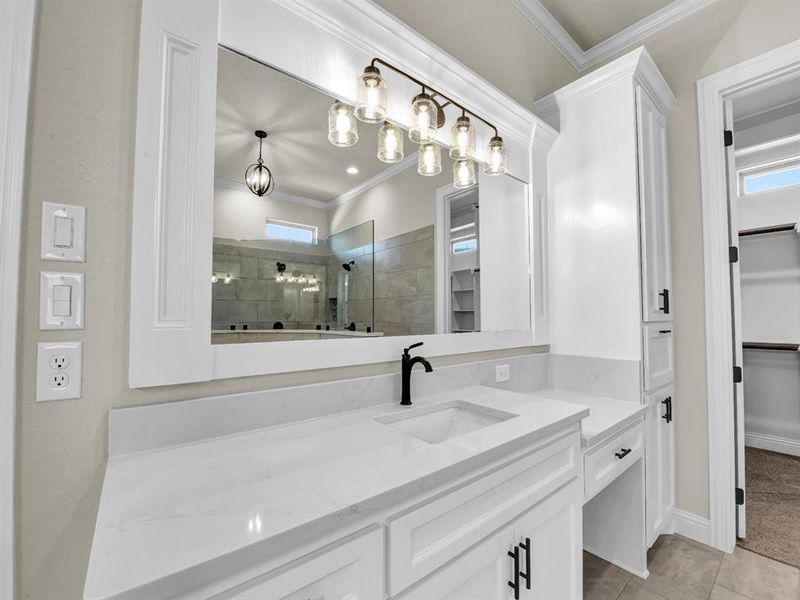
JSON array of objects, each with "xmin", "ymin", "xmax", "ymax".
[
  {"xmin": 329, "ymin": 163, "xmax": 438, "ymax": 241},
  {"xmin": 214, "ymin": 185, "xmax": 330, "ymax": 241}
]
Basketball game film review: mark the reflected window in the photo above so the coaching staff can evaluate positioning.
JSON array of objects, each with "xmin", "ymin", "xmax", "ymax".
[
  {"xmin": 739, "ymin": 158, "xmax": 800, "ymax": 195},
  {"xmin": 265, "ymin": 218, "xmax": 318, "ymax": 244},
  {"xmin": 452, "ymin": 238, "xmax": 477, "ymax": 253}
]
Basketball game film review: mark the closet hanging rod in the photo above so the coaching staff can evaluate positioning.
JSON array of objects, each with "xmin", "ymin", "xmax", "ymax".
[
  {"xmin": 742, "ymin": 342, "xmax": 800, "ymax": 351},
  {"xmin": 738, "ymin": 223, "xmax": 798, "ymax": 237}
]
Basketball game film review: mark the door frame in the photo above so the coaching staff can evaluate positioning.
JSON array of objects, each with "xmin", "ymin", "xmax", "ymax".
[
  {"xmin": 697, "ymin": 39, "xmax": 800, "ymax": 553},
  {"xmin": 0, "ymin": 1, "xmax": 37, "ymax": 598}
]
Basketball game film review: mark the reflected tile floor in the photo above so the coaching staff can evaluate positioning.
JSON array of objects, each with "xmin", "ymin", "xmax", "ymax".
[{"xmin": 585, "ymin": 535, "xmax": 800, "ymax": 600}]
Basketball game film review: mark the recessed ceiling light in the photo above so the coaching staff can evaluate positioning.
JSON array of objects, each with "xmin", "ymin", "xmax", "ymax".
[{"xmin": 346, "ymin": 166, "xmax": 359, "ymax": 175}]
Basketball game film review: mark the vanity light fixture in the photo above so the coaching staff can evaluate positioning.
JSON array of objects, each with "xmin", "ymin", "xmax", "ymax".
[
  {"xmin": 328, "ymin": 101, "xmax": 358, "ymax": 147},
  {"xmin": 223, "ymin": 273, "xmax": 232, "ymax": 285},
  {"xmin": 453, "ymin": 158, "xmax": 476, "ymax": 189},
  {"xmin": 377, "ymin": 121, "xmax": 404, "ymax": 163},
  {"xmin": 331, "ymin": 57, "xmax": 509, "ymax": 184},
  {"xmin": 211, "ymin": 274, "xmax": 218, "ymax": 284},
  {"xmin": 418, "ymin": 142, "xmax": 442, "ymax": 176},
  {"xmin": 449, "ymin": 113, "xmax": 476, "ymax": 159},
  {"xmin": 245, "ymin": 130, "xmax": 275, "ymax": 197},
  {"xmin": 354, "ymin": 65, "xmax": 387, "ymax": 123}
]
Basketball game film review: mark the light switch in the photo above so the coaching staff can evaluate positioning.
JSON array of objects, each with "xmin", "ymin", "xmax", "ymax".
[
  {"xmin": 41, "ymin": 202, "xmax": 86, "ymax": 262},
  {"xmin": 53, "ymin": 216, "xmax": 74, "ymax": 248},
  {"xmin": 40, "ymin": 271, "xmax": 84, "ymax": 330}
]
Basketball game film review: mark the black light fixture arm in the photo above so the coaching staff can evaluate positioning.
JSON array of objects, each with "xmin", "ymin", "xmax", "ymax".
[{"xmin": 369, "ymin": 57, "xmax": 499, "ymax": 137}]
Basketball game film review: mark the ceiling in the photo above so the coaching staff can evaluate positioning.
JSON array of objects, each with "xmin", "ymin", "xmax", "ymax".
[
  {"xmin": 215, "ymin": 48, "xmax": 400, "ymax": 203},
  {"xmin": 539, "ymin": 0, "xmax": 672, "ymax": 50}
]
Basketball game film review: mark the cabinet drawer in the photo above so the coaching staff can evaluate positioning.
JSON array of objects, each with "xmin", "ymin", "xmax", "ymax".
[
  {"xmin": 387, "ymin": 431, "xmax": 580, "ymax": 596},
  {"xmin": 219, "ymin": 528, "xmax": 383, "ymax": 600},
  {"xmin": 584, "ymin": 421, "xmax": 644, "ymax": 500},
  {"xmin": 643, "ymin": 323, "xmax": 674, "ymax": 391}
]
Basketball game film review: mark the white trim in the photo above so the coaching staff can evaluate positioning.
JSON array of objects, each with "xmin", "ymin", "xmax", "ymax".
[
  {"xmin": 214, "ymin": 177, "xmax": 331, "ymax": 210},
  {"xmin": 0, "ymin": 1, "xmax": 36, "ymax": 598},
  {"xmin": 745, "ymin": 433, "xmax": 800, "ymax": 458},
  {"xmin": 697, "ymin": 39, "xmax": 800, "ymax": 553},
  {"xmin": 583, "ymin": 544, "xmax": 650, "ymax": 580},
  {"xmin": 511, "ymin": 0, "xmax": 716, "ymax": 71},
  {"xmin": 672, "ymin": 508, "xmax": 712, "ymax": 547},
  {"xmin": 330, "ymin": 152, "xmax": 417, "ymax": 207}
]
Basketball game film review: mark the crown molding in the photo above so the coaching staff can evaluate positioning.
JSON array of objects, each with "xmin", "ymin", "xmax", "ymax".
[
  {"xmin": 512, "ymin": 0, "xmax": 717, "ymax": 72},
  {"xmin": 330, "ymin": 151, "xmax": 417, "ymax": 207},
  {"xmin": 214, "ymin": 177, "xmax": 332, "ymax": 209},
  {"xmin": 534, "ymin": 47, "xmax": 675, "ymax": 121}
]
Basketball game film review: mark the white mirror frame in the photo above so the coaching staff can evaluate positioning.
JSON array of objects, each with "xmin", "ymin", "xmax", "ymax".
[{"xmin": 129, "ymin": 0, "xmax": 556, "ymax": 388}]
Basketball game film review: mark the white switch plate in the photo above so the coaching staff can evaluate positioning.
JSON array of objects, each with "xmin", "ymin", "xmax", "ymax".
[
  {"xmin": 41, "ymin": 202, "xmax": 86, "ymax": 262},
  {"xmin": 40, "ymin": 271, "xmax": 84, "ymax": 330},
  {"xmin": 495, "ymin": 364, "xmax": 511, "ymax": 383},
  {"xmin": 36, "ymin": 341, "xmax": 82, "ymax": 401}
]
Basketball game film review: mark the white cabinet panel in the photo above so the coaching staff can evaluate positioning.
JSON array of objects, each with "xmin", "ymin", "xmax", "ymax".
[
  {"xmin": 643, "ymin": 324, "xmax": 674, "ymax": 391},
  {"xmin": 637, "ymin": 86, "xmax": 673, "ymax": 323},
  {"xmin": 584, "ymin": 421, "xmax": 644, "ymax": 501},
  {"xmin": 645, "ymin": 385, "xmax": 675, "ymax": 547},
  {"xmin": 221, "ymin": 528, "xmax": 383, "ymax": 600}
]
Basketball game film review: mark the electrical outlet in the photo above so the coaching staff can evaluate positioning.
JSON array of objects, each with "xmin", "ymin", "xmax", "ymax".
[
  {"xmin": 37, "ymin": 341, "xmax": 82, "ymax": 401},
  {"xmin": 495, "ymin": 364, "xmax": 510, "ymax": 383}
]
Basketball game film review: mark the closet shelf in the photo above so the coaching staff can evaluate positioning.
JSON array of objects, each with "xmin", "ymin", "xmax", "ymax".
[
  {"xmin": 742, "ymin": 342, "xmax": 800, "ymax": 352},
  {"xmin": 738, "ymin": 223, "xmax": 798, "ymax": 237}
]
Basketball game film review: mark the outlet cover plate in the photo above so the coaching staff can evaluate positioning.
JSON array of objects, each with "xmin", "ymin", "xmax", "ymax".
[
  {"xmin": 36, "ymin": 341, "xmax": 82, "ymax": 401},
  {"xmin": 40, "ymin": 271, "xmax": 84, "ymax": 330},
  {"xmin": 495, "ymin": 364, "xmax": 510, "ymax": 383},
  {"xmin": 41, "ymin": 202, "xmax": 86, "ymax": 262}
]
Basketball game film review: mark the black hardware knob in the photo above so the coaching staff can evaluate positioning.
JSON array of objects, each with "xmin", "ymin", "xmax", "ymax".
[
  {"xmin": 615, "ymin": 448, "xmax": 632, "ymax": 460},
  {"xmin": 662, "ymin": 396, "xmax": 673, "ymax": 423},
  {"xmin": 508, "ymin": 545, "xmax": 520, "ymax": 599},
  {"xmin": 519, "ymin": 537, "xmax": 532, "ymax": 590},
  {"xmin": 659, "ymin": 288, "xmax": 670, "ymax": 314}
]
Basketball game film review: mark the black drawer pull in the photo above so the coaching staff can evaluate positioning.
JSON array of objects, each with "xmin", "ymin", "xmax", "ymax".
[
  {"xmin": 659, "ymin": 288, "xmax": 670, "ymax": 314},
  {"xmin": 662, "ymin": 396, "xmax": 673, "ymax": 423},
  {"xmin": 615, "ymin": 448, "xmax": 632, "ymax": 460},
  {"xmin": 508, "ymin": 545, "xmax": 520, "ymax": 599},
  {"xmin": 519, "ymin": 537, "xmax": 532, "ymax": 590},
  {"xmin": 658, "ymin": 329, "xmax": 672, "ymax": 335}
]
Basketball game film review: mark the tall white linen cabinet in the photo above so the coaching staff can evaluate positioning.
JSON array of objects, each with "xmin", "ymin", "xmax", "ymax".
[{"xmin": 537, "ymin": 47, "xmax": 677, "ymax": 548}]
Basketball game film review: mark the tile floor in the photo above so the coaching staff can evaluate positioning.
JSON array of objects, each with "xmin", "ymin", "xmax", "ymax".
[{"xmin": 584, "ymin": 534, "xmax": 800, "ymax": 600}]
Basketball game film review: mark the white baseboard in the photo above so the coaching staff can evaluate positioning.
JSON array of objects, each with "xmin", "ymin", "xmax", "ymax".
[
  {"xmin": 672, "ymin": 508, "xmax": 711, "ymax": 547},
  {"xmin": 745, "ymin": 433, "xmax": 800, "ymax": 458}
]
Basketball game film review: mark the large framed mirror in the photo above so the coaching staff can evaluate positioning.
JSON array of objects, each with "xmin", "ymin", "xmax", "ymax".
[{"xmin": 128, "ymin": 0, "xmax": 552, "ymax": 386}]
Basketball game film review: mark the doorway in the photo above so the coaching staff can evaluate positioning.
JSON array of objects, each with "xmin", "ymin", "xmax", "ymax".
[{"xmin": 698, "ymin": 39, "xmax": 800, "ymax": 556}]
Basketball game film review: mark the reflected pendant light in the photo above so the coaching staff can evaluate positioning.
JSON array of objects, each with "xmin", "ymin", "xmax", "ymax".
[
  {"xmin": 328, "ymin": 101, "xmax": 358, "ymax": 147},
  {"xmin": 453, "ymin": 158, "xmax": 476, "ymax": 189},
  {"xmin": 409, "ymin": 92, "xmax": 439, "ymax": 144},
  {"xmin": 449, "ymin": 114, "xmax": 475, "ymax": 159},
  {"xmin": 418, "ymin": 142, "xmax": 442, "ymax": 176},
  {"xmin": 484, "ymin": 135, "xmax": 508, "ymax": 176},
  {"xmin": 377, "ymin": 121, "xmax": 404, "ymax": 163},
  {"xmin": 245, "ymin": 130, "xmax": 275, "ymax": 196},
  {"xmin": 355, "ymin": 65, "xmax": 387, "ymax": 123}
]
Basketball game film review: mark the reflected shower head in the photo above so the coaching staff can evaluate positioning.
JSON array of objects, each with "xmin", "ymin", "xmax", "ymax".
[{"xmin": 342, "ymin": 260, "xmax": 355, "ymax": 271}]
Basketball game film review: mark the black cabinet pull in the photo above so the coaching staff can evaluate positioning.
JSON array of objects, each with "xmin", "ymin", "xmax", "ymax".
[
  {"xmin": 508, "ymin": 545, "xmax": 520, "ymax": 599},
  {"xmin": 662, "ymin": 396, "xmax": 673, "ymax": 423},
  {"xmin": 659, "ymin": 288, "xmax": 670, "ymax": 314},
  {"xmin": 519, "ymin": 537, "xmax": 532, "ymax": 590},
  {"xmin": 615, "ymin": 448, "xmax": 632, "ymax": 460}
]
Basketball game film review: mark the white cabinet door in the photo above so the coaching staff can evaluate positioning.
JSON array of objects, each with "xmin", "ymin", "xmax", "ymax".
[
  {"xmin": 643, "ymin": 323, "xmax": 674, "ymax": 391},
  {"xmin": 512, "ymin": 482, "xmax": 582, "ymax": 600},
  {"xmin": 637, "ymin": 85, "xmax": 672, "ymax": 323},
  {"xmin": 221, "ymin": 529, "xmax": 383, "ymax": 600},
  {"xmin": 399, "ymin": 524, "xmax": 518, "ymax": 600},
  {"xmin": 645, "ymin": 385, "xmax": 675, "ymax": 547}
]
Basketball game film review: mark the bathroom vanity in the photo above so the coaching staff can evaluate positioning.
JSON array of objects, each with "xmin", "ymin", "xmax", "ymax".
[{"xmin": 84, "ymin": 386, "xmax": 588, "ymax": 599}]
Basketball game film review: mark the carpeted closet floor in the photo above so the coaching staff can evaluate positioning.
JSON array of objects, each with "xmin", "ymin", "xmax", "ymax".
[{"xmin": 739, "ymin": 447, "xmax": 800, "ymax": 569}]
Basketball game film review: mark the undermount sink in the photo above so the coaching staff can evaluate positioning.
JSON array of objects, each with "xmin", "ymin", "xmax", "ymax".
[{"xmin": 376, "ymin": 400, "xmax": 516, "ymax": 444}]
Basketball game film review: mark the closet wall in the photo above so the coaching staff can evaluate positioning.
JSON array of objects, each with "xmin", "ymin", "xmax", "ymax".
[{"xmin": 736, "ymin": 109, "xmax": 800, "ymax": 457}]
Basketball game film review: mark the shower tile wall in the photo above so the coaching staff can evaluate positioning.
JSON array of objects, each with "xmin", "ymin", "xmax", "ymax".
[
  {"xmin": 373, "ymin": 225, "xmax": 435, "ymax": 336},
  {"xmin": 212, "ymin": 241, "xmax": 326, "ymax": 330}
]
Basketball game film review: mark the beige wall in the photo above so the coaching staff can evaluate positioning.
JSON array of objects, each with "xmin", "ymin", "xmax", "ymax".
[{"xmin": 588, "ymin": 0, "xmax": 800, "ymax": 518}]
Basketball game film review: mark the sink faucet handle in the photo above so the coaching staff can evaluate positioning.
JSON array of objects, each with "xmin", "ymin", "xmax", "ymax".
[{"xmin": 404, "ymin": 341, "xmax": 424, "ymax": 355}]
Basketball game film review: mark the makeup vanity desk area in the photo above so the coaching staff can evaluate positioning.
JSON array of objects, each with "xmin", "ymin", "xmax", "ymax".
[{"xmin": 532, "ymin": 389, "xmax": 649, "ymax": 578}]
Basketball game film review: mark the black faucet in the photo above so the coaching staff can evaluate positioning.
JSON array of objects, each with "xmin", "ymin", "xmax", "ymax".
[{"xmin": 401, "ymin": 342, "xmax": 433, "ymax": 406}]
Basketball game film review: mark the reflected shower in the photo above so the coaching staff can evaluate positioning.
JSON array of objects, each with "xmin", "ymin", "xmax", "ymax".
[{"xmin": 342, "ymin": 260, "xmax": 355, "ymax": 271}]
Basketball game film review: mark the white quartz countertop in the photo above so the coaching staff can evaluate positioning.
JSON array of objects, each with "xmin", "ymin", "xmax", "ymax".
[
  {"xmin": 85, "ymin": 386, "xmax": 588, "ymax": 600},
  {"xmin": 529, "ymin": 389, "xmax": 646, "ymax": 448}
]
